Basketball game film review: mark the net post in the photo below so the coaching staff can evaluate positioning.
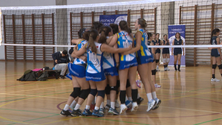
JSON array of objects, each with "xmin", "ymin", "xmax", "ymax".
[{"xmin": 194, "ymin": 5, "xmax": 197, "ymax": 66}]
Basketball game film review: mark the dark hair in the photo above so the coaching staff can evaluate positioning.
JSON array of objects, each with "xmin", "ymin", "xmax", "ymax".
[
  {"xmin": 91, "ymin": 22, "xmax": 104, "ymax": 32},
  {"xmin": 62, "ymin": 50, "xmax": 67, "ymax": 55},
  {"xmin": 175, "ymin": 32, "xmax": 181, "ymax": 39},
  {"xmin": 110, "ymin": 24, "xmax": 119, "ymax": 34},
  {"xmin": 138, "ymin": 18, "xmax": 147, "ymax": 28},
  {"xmin": 119, "ymin": 20, "xmax": 131, "ymax": 36},
  {"xmin": 147, "ymin": 32, "xmax": 152, "ymax": 40},
  {"xmin": 211, "ymin": 28, "xmax": 220, "ymax": 44},
  {"xmin": 98, "ymin": 26, "xmax": 111, "ymax": 44},
  {"xmin": 78, "ymin": 28, "xmax": 86, "ymax": 38},
  {"xmin": 88, "ymin": 29, "xmax": 98, "ymax": 53},
  {"xmin": 82, "ymin": 31, "xmax": 90, "ymax": 41},
  {"xmin": 156, "ymin": 33, "xmax": 160, "ymax": 35},
  {"xmin": 163, "ymin": 34, "xmax": 169, "ymax": 43}
]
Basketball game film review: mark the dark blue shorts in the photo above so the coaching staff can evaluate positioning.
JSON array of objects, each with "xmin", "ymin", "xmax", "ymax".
[{"xmin": 174, "ymin": 48, "xmax": 182, "ymax": 55}]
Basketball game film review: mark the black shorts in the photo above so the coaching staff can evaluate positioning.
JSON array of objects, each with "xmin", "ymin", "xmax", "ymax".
[
  {"xmin": 162, "ymin": 48, "xmax": 169, "ymax": 54},
  {"xmin": 174, "ymin": 48, "xmax": 182, "ymax": 55},
  {"xmin": 155, "ymin": 48, "xmax": 160, "ymax": 54},
  {"xmin": 211, "ymin": 49, "xmax": 220, "ymax": 57}
]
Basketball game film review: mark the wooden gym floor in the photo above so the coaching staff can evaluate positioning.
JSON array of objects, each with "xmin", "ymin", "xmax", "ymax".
[{"xmin": 0, "ymin": 61, "xmax": 222, "ymax": 125}]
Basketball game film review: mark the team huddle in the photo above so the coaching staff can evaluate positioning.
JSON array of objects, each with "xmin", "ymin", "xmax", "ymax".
[{"xmin": 59, "ymin": 18, "xmax": 183, "ymax": 117}]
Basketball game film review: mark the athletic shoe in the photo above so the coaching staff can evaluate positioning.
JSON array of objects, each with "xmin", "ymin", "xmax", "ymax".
[
  {"xmin": 156, "ymin": 66, "xmax": 160, "ymax": 71},
  {"xmin": 211, "ymin": 78, "xmax": 220, "ymax": 82},
  {"xmin": 119, "ymin": 104, "xmax": 127, "ymax": 114},
  {"xmin": 60, "ymin": 75, "xmax": 65, "ymax": 79},
  {"xmin": 146, "ymin": 99, "xmax": 155, "ymax": 112},
  {"xmin": 152, "ymin": 98, "xmax": 161, "ymax": 110},
  {"xmin": 115, "ymin": 100, "xmax": 120, "ymax": 108},
  {"xmin": 90, "ymin": 104, "xmax": 95, "ymax": 111},
  {"xmin": 82, "ymin": 109, "xmax": 92, "ymax": 116},
  {"xmin": 137, "ymin": 97, "xmax": 144, "ymax": 105},
  {"xmin": 136, "ymin": 80, "xmax": 142, "ymax": 88},
  {"xmin": 166, "ymin": 67, "xmax": 170, "ymax": 71},
  {"xmin": 108, "ymin": 108, "xmax": 119, "ymax": 115},
  {"xmin": 92, "ymin": 109, "xmax": 104, "ymax": 117},
  {"xmin": 60, "ymin": 110, "xmax": 71, "ymax": 116},
  {"xmin": 105, "ymin": 104, "xmax": 111, "ymax": 109},
  {"xmin": 155, "ymin": 83, "xmax": 161, "ymax": 88},
  {"xmin": 178, "ymin": 69, "xmax": 181, "ymax": 72},
  {"xmin": 164, "ymin": 67, "xmax": 167, "ymax": 71},
  {"xmin": 125, "ymin": 100, "xmax": 132, "ymax": 110},
  {"xmin": 131, "ymin": 102, "xmax": 138, "ymax": 112},
  {"xmin": 71, "ymin": 109, "xmax": 82, "ymax": 117},
  {"xmin": 99, "ymin": 108, "xmax": 104, "ymax": 114}
]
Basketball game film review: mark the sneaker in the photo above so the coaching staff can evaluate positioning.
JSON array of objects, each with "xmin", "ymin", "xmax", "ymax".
[
  {"xmin": 60, "ymin": 110, "xmax": 71, "ymax": 116},
  {"xmin": 152, "ymin": 98, "xmax": 161, "ymax": 110},
  {"xmin": 120, "ymin": 104, "xmax": 127, "ymax": 114},
  {"xmin": 105, "ymin": 104, "xmax": 111, "ymax": 109},
  {"xmin": 211, "ymin": 78, "xmax": 220, "ymax": 82},
  {"xmin": 146, "ymin": 99, "xmax": 155, "ymax": 112},
  {"xmin": 60, "ymin": 75, "xmax": 65, "ymax": 79},
  {"xmin": 178, "ymin": 69, "xmax": 181, "ymax": 72},
  {"xmin": 115, "ymin": 100, "xmax": 120, "ymax": 108},
  {"xmin": 92, "ymin": 109, "xmax": 104, "ymax": 117},
  {"xmin": 136, "ymin": 80, "xmax": 142, "ymax": 88},
  {"xmin": 164, "ymin": 67, "xmax": 167, "ymax": 71},
  {"xmin": 131, "ymin": 102, "xmax": 138, "ymax": 112},
  {"xmin": 166, "ymin": 67, "xmax": 170, "ymax": 71},
  {"xmin": 137, "ymin": 97, "xmax": 144, "ymax": 105},
  {"xmin": 99, "ymin": 108, "xmax": 104, "ymax": 114},
  {"xmin": 108, "ymin": 108, "xmax": 119, "ymax": 115},
  {"xmin": 82, "ymin": 109, "xmax": 92, "ymax": 116},
  {"xmin": 156, "ymin": 66, "xmax": 160, "ymax": 71},
  {"xmin": 125, "ymin": 100, "xmax": 132, "ymax": 110},
  {"xmin": 71, "ymin": 109, "xmax": 82, "ymax": 117},
  {"xmin": 154, "ymin": 83, "xmax": 161, "ymax": 88}
]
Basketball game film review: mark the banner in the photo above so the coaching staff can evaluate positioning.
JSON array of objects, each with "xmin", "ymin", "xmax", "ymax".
[
  {"xmin": 99, "ymin": 14, "xmax": 127, "ymax": 26},
  {"xmin": 168, "ymin": 25, "xmax": 186, "ymax": 66}
]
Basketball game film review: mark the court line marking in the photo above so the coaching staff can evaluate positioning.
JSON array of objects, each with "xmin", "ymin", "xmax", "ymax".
[
  {"xmin": 194, "ymin": 117, "xmax": 222, "ymax": 125},
  {"xmin": 162, "ymin": 106, "xmax": 222, "ymax": 114},
  {"xmin": 0, "ymin": 93, "xmax": 67, "ymax": 99}
]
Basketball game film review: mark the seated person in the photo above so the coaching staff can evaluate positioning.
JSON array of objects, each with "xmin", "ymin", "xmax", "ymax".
[{"xmin": 52, "ymin": 50, "xmax": 70, "ymax": 79}]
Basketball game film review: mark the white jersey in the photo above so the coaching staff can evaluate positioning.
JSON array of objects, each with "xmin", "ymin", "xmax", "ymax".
[
  {"xmin": 86, "ymin": 42, "xmax": 103, "ymax": 74},
  {"xmin": 102, "ymin": 36, "xmax": 115, "ymax": 69}
]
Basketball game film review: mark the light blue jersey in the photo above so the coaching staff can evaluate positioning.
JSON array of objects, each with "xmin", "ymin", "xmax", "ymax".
[{"xmin": 74, "ymin": 40, "xmax": 87, "ymax": 65}]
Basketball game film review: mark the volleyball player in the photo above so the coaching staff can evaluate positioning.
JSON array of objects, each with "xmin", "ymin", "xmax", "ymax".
[
  {"xmin": 74, "ymin": 29, "xmax": 131, "ymax": 117},
  {"xmin": 132, "ymin": 18, "xmax": 159, "ymax": 111},
  {"xmin": 209, "ymin": 28, "xmax": 222, "ymax": 82},
  {"xmin": 60, "ymin": 29, "xmax": 89, "ymax": 117},
  {"xmin": 162, "ymin": 34, "xmax": 170, "ymax": 71},
  {"xmin": 151, "ymin": 34, "xmax": 161, "ymax": 88},
  {"xmin": 155, "ymin": 33, "xmax": 161, "ymax": 71},
  {"xmin": 109, "ymin": 20, "xmax": 139, "ymax": 114},
  {"xmin": 171, "ymin": 32, "xmax": 184, "ymax": 72}
]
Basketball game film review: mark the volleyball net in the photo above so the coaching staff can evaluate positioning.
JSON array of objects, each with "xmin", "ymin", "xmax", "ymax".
[{"xmin": 0, "ymin": 0, "xmax": 222, "ymax": 65}]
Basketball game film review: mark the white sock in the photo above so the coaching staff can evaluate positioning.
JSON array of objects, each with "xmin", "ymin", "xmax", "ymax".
[
  {"xmin": 95, "ymin": 106, "xmax": 99, "ymax": 110},
  {"xmin": 85, "ymin": 105, "xmax": 90, "ymax": 110},
  {"xmin": 74, "ymin": 104, "xmax": 80, "ymax": 110},
  {"xmin": 64, "ymin": 104, "xmax": 70, "ymax": 111},
  {"xmin": 121, "ymin": 104, "xmax": 126, "ymax": 108},
  {"xmin": 100, "ymin": 102, "xmax": 104, "ymax": 109},
  {"xmin": 128, "ymin": 97, "xmax": 132, "ymax": 101},
  {"xmin": 132, "ymin": 102, "xmax": 137, "ymax": 106},
  {"xmin": 107, "ymin": 100, "xmax": 110, "ymax": 105},
  {"xmin": 147, "ymin": 93, "xmax": 153, "ymax": 102},
  {"xmin": 111, "ymin": 102, "xmax": 115, "ymax": 109},
  {"xmin": 70, "ymin": 100, "xmax": 77, "ymax": 109},
  {"xmin": 152, "ymin": 91, "xmax": 157, "ymax": 99}
]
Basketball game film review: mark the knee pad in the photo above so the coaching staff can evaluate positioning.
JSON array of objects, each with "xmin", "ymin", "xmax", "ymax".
[
  {"xmin": 152, "ymin": 70, "xmax": 156, "ymax": 75},
  {"xmin": 156, "ymin": 60, "xmax": 159, "ymax": 64},
  {"xmin": 163, "ymin": 58, "xmax": 167, "ymax": 63},
  {"xmin": 218, "ymin": 64, "xmax": 222, "ymax": 69},
  {"xmin": 167, "ymin": 58, "xmax": 170, "ymax": 63},
  {"xmin": 90, "ymin": 89, "xmax": 97, "ymax": 96},
  {"xmin": 97, "ymin": 90, "xmax": 105, "ymax": 98},
  {"xmin": 79, "ymin": 89, "xmax": 90, "ymax": 100},
  {"xmin": 105, "ymin": 85, "xmax": 111, "ymax": 95},
  {"xmin": 110, "ymin": 86, "xmax": 117, "ymax": 91},
  {"xmin": 70, "ymin": 87, "xmax": 81, "ymax": 98},
  {"xmin": 212, "ymin": 64, "xmax": 217, "ymax": 69},
  {"xmin": 126, "ymin": 79, "xmax": 131, "ymax": 88}
]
